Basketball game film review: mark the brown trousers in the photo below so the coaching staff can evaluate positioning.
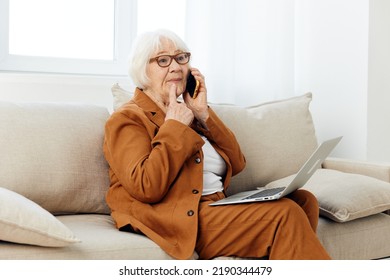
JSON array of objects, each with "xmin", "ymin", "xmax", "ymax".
[{"xmin": 196, "ymin": 190, "xmax": 331, "ymax": 260}]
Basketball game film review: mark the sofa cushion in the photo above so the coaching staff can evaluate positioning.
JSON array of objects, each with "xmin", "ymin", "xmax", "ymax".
[
  {"xmin": 210, "ymin": 93, "xmax": 318, "ymax": 194},
  {"xmin": 306, "ymin": 169, "xmax": 390, "ymax": 222},
  {"xmin": 110, "ymin": 84, "xmax": 318, "ymax": 194},
  {"xmin": 0, "ymin": 102, "xmax": 111, "ymax": 214},
  {"xmin": 268, "ymin": 169, "xmax": 390, "ymax": 222},
  {"xmin": 317, "ymin": 213, "xmax": 390, "ymax": 259},
  {"xmin": 0, "ymin": 187, "xmax": 79, "ymax": 247},
  {"xmin": 112, "ymin": 83, "xmax": 132, "ymax": 111},
  {"xmin": 0, "ymin": 214, "xmax": 196, "ymax": 260}
]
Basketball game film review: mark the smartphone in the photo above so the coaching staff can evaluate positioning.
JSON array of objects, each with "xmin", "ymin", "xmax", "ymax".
[{"xmin": 186, "ymin": 73, "xmax": 200, "ymax": 98}]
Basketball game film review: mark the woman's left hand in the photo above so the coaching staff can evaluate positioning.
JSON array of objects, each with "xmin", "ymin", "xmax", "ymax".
[{"xmin": 183, "ymin": 68, "xmax": 209, "ymax": 124}]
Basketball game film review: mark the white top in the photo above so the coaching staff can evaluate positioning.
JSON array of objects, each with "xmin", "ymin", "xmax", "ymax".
[{"xmin": 200, "ymin": 135, "xmax": 226, "ymax": 195}]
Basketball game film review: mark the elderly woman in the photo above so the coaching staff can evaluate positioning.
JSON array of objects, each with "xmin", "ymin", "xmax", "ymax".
[{"xmin": 103, "ymin": 29, "xmax": 331, "ymax": 260}]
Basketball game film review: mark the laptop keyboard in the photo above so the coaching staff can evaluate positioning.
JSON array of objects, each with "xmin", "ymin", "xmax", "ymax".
[{"xmin": 243, "ymin": 187, "xmax": 286, "ymax": 200}]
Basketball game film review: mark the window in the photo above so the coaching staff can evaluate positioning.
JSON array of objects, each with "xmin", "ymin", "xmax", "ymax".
[
  {"xmin": 0, "ymin": 0, "xmax": 187, "ymax": 76},
  {"xmin": 9, "ymin": 0, "xmax": 115, "ymax": 60},
  {"xmin": 0, "ymin": 0, "xmax": 136, "ymax": 76}
]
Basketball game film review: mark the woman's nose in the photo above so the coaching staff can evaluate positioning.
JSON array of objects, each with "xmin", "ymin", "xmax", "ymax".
[{"xmin": 169, "ymin": 59, "xmax": 182, "ymax": 71}]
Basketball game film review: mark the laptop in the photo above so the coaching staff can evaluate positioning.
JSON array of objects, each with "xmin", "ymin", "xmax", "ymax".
[{"xmin": 209, "ymin": 136, "xmax": 342, "ymax": 206}]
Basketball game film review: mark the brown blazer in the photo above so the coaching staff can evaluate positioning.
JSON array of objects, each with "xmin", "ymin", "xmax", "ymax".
[{"xmin": 103, "ymin": 88, "xmax": 246, "ymax": 259}]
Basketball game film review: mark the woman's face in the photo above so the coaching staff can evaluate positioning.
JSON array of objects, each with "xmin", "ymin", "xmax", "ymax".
[{"xmin": 145, "ymin": 38, "xmax": 190, "ymax": 103}]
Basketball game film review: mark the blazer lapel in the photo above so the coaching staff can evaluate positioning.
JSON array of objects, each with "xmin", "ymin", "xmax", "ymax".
[{"xmin": 132, "ymin": 88, "xmax": 166, "ymax": 128}]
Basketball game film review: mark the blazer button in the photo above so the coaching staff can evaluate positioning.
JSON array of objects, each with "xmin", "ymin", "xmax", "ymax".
[
  {"xmin": 195, "ymin": 157, "xmax": 201, "ymax": 164},
  {"xmin": 187, "ymin": 210, "xmax": 195, "ymax": 216},
  {"xmin": 192, "ymin": 189, "xmax": 199, "ymax": 194}
]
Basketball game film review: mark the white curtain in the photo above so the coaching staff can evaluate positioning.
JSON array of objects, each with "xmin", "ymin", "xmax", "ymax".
[{"xmin": 185, "ymin": 0, "xmax": 296, "ymax": 106}]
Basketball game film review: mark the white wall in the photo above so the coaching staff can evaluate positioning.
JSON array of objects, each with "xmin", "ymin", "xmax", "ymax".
[
  {"xmin": 295, "ymin": 0, "xmax": 390, "ymax": 163},
  {"xmin": 0, "ymin": 73, "xmax": 131, "ymax": 113},
  {"xmin": 185, "ymin": 0, "xmax": 296, "ymax": 106},
  {"xmin": 367, "ymin": 0, "xmax": 390, "ymax": 162},
  {"xmin": 294, "ymin": 0, "xmax": 370, "ymax": 160}
]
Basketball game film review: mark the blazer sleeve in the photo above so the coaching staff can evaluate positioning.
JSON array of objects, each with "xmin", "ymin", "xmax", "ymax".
[{"xmin": 104, "ymin": 108, "xmax": 204, "ymax": 204}]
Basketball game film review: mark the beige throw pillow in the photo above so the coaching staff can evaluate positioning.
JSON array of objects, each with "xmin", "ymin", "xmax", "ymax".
[
  {"xmin": 0, "ymin": 187, "xmax": 80, "ymax": 247},
  {"xmin": 210, "ymin": 93, "xmax": 318, "ymax": 194},
  {"xmin": 0, "ymin": 102, "xmax": 111, "ymax": 215},
  {"xmin": 304, "ymin": 169, "xmax": 390, "ymax": 222},
  {"xmin": 112, "ymin": 83, "xmax": 133, "ymax": 111},
  {"xmin": 268, "ymin": 169, "xmax": 390, "ymax": 222}
]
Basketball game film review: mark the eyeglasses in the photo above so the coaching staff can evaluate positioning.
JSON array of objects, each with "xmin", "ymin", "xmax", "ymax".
[{"xmin": 149, "ymin": 52, "xmax": 191, "ymax": 67}]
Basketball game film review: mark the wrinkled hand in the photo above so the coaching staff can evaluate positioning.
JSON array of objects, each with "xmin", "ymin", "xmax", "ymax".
[{"xmin": 165, "ymin": 84, "xmax": 194, "ymax": 126}]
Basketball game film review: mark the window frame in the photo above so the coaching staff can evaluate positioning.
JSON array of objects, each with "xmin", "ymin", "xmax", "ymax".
[{"xmin": 0, "ymin": 0, "xmax": 137, "ymax": 76}]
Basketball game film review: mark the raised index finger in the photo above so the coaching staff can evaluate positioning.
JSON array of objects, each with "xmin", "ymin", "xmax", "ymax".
[{"xmin": 168, "ymin": 84, "xmax": 178, "ymax": 105}]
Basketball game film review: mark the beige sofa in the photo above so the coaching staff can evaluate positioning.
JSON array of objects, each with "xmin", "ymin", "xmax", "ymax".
[{"xmin": 1, "ymin": 85, "xmax": 390, "ymax": 260}]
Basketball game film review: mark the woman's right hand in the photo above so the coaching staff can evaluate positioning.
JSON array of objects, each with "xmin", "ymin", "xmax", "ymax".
[{"xmin": 165, "ymin": 84, "xmax": 194, "ymax": 126}]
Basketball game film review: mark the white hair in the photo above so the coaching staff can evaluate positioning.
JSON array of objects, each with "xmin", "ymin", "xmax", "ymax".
[{"xmin": 128, "ymin": 29, "xmax": 190, "ymax": 89}]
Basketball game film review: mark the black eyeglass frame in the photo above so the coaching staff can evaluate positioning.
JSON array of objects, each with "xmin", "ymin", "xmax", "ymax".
[{"xmin": 149, "ymin": 52, "xmax": 191, "ymax": 67}]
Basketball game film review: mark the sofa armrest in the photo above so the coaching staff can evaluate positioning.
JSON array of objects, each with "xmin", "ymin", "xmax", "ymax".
[{"xmin": 322, "ymin": 157, "xmax": 390, "ymax": 183}]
